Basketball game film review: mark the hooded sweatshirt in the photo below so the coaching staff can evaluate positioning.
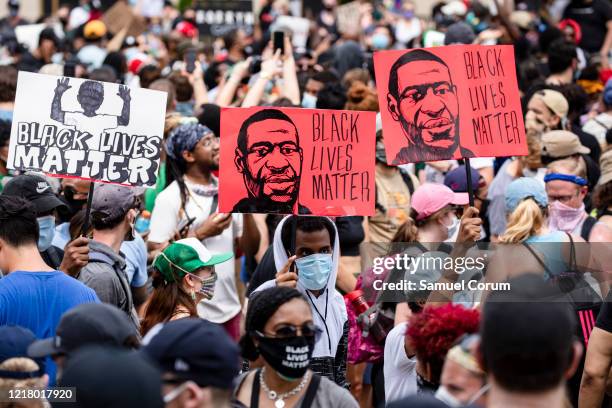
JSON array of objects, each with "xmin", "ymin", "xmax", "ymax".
[{"xmin": 253, "ymin": 216, "xmax": 349, "ymax": 388}]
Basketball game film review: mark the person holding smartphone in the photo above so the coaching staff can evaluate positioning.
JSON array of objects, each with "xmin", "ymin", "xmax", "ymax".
[{"xmin": 148, "ymin": 123, "xmax": 259, "ymax": 341}]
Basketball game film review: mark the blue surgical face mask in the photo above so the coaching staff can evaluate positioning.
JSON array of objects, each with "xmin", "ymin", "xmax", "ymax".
[
  {"xmin": 295, "ymin": 253, "xmax": 332, "ymax": 290},
  {"xmin": 371, "ymin": 33, "xmax": 390, "ymax": 50},
  {"xmin": 37, "ymin": 215, "xmax": 56, "ymax": 251},
  {"xmin": 301, "ymin": 92, "xmax": 317, "ymax": 108}
]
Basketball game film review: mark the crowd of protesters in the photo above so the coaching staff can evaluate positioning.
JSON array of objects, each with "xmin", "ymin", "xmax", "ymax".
[{"xmin": 0, "ymin": 0, "xmax": 611, "ymax": 407}]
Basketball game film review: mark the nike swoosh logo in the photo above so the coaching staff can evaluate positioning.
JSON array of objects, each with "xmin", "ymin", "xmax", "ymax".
[{"xmin": 36, "ymin": 186, "xmax": 50, "ymax": 194}]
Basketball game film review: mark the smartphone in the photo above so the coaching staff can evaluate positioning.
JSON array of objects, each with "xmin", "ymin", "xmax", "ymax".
[
  {"xmin": 177, "ymin": 217, "xmax": 195, "ymax": 236},
  {"xmin": 64, "ymin": 60, "xmax": 76, "ymax": 78},
  {"xmin": 273, "ymin": 31, "xmax": 285, "ymax": 54},
  {"xmin": 185, "ymin": 49, "xmax": 197, "ymax": 74},
  {"xmin": 248, "ymin": 56, "xmax": 262, "ymax": 75}
]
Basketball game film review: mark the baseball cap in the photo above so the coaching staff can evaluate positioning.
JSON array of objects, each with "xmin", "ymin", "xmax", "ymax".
[
  {"xmin": 2, "ymin": 174, "xmax": 67, "ymax": 215},
  {"xmin": 541, "ymin": 130, "xmax": 590, "ymax": 159},
  {"xmin": 153, "ymin": 238, "xmax": 233, "ymax": 283},
  {"xmin": 505, "ymin": 177, "xmax": 548, "ymax": 213},
  {"xmin": 84, "ymin": 19, "xmax": 107, "ymax": 40},
  {"xmin": 0, "ymin": 326, "xmax": 44, "ymax": 379},
  {"xmin": 411, "ymin": 183, "xmax": 469, "ymax": 221},
  {"xmin": 91, "ymin": 183, "xmax": 138, "ymax": 224},
  {"xmin": 598, "ymin": 149, "xmax": 612, "ymax": 186},
  {"xmin": 28, "ymin": 303, "xmax": 138, "ymax": 359},
  {"xmin": 531, "ymin": 89, "xmax": 568, "ymax": 119},
  {"xmin": 142, "ymin": 318, "xmax": 240, "ymax": 389},
  {"xmin": 441, "ymin": 0, "xmax": 467, "ymax": 17},
  {"xmin": 59, "ymin": 346, "xmax": 164, "ymax": 408},
  {"xmin": 444, "ymin": 165, "xmax": 481, "ymax": 193},
  {"xmin": 176, "ymin": 21, "xmax": 198, "ymax": 38}
]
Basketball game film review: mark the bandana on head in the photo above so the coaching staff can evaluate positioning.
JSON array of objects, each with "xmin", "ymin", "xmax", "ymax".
[{"xmin": 165, "ymin": 123, "xmax": 214, "ymax": 165}]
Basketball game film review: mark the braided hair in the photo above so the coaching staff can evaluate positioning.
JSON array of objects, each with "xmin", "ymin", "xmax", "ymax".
[{"xmin": 240, "ymin": 287, "xmax": 307, "ymax": 361}]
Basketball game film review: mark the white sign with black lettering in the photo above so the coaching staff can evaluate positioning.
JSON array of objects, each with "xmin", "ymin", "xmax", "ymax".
[{"xmin": 7, "ymin": 72, "xmax": 166, "ymax": 186}]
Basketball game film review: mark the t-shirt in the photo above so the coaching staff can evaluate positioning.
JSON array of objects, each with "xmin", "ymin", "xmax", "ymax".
[
  {"xmin": 63, "ymin": 111, "xmax": 118, "ymax": 150},
  {"xmin": 583, "ymin": 112, "xmax": 612, "ymax": 145},
  {"xmin": 596, "ymin": 292, "xmax": 612, "ymax": 333},
  {"xmin": 149, "ymin": 179, "xmax": 242, "ymax": 323},
  {"xmin": 487, "ymin": 159, "xmax": 518, "ymax": 236},
  {"xmin": 370, "ymin": 169, "xmax": 415, "ymax": 244},
  {"xmin": 563, "ymin": 0, "xmax": 612, "ymax": 53},
  {"xmin": 0, "ymin": 270, "xmax": 99, "ymax": 383},
  {"xmin": 384, "ymin": 322, "xmax": 417, "ymax": 403}
]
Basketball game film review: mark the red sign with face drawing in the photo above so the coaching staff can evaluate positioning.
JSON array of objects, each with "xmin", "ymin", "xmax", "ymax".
[
  {"xmin": 219, "ymin": 107, "xmax": 376, "ymax": 216},
  {"xmin": 373, "ymin": 44, "xmax": 527, "ymax": 165}
]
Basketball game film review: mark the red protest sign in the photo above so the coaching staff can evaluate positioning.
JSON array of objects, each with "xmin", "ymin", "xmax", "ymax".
[
  {"xmin": 373, "ymin": 45, "xmax": 527, "ymax": 165},
  {"xmin": 219, "ymin": 107, "xmax": 376, "ymax": 216}
]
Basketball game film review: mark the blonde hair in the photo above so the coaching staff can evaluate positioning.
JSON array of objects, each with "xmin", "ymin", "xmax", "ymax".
[
  {"xmin": 499, "ymin": 198, "xmax": 546, "ymax": 243},
  {"xmin": 547, "ymin": 156, "xmax": 587, "ymax": 179},
  {"xmin": 0, "ymin": 358, "xmax": 46, "ymax": 408}
]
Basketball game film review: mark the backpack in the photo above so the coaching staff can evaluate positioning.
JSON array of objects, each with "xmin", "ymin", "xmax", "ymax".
[{"xmin": 580, "ymin": 216, "xmax": 597, "ymax": 242}]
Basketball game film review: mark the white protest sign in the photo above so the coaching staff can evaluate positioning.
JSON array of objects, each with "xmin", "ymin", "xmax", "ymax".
[
  {"xmin": 15, "ymin": 23, "xmax": 63, "ymax": 52},
  {"xmin": 270, "ymin": 16, "xmax": 310, "ymax": 50},
  {"xmin": 7, "ymin": 72, "xmax": 167, "ymax": 187}
]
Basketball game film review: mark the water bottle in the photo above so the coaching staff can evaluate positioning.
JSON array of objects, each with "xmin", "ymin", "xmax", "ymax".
[{"xmin": 135, "ymin": 210, "xmax": 151, "ymax": 234}]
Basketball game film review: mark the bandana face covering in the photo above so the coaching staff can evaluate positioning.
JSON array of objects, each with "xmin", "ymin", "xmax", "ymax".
[{"xmin": 548, "ymin": 201, "xmax": 586, "ymax": 233}]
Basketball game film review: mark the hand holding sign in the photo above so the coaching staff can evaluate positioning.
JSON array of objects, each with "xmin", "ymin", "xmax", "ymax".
[
  {"xmin": 457, "ymin": 207, "xmax": 482, "ymax": 243},
  {"xmin": 59, "ymin": 236, "xmax": 90, "ymax": 277}
]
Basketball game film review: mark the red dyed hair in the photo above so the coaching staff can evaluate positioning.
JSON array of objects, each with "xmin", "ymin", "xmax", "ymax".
[
  {"xmin": 558, "ymin": 19, "xmax": 582, "ymax": 45},
  {"xmin": 407, "ymin": 304, "xmax": 480, "ymax": 383}
]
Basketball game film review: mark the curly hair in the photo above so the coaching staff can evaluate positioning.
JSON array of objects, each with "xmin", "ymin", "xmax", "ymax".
[
  {"xmin": 240, "ymin": 287, "xmax": 307, "ymax": 361},
  {"xmin": 345, "ymin": 82, "xmax": 379, "ymax": 112},
  {"xmin": 407, "ymin": 304, "xmax": 480, "ymax": 384},
  {"xmin": 593, "ymin": 180, "xmax": 612, "ymax": 215}
]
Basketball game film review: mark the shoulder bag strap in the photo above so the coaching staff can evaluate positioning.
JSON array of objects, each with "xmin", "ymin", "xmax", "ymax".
[{"xmin": 301, "ymin": 374, "xmax": 322, "ymax": 408}]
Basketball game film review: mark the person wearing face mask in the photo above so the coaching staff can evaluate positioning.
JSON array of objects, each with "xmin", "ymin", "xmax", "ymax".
[
  {"xmin": 252, "ymin": 216, "xmax": 349, "ymax": 389},
  {"xmin": 546, "ymin": 158, "xmax": 612, "ymax": 242},
  {"xmin": 1, "ymin": 174, "xmax": 89, "ymax": 277},
  {"xmin": 141, "ymin": 238, "xmax": 232, "ymax": 336},
  {"xmin": 76, "ymin": 183, "xmax": 141, "ymax": 329},
  {"xmin": 369, "ymin": 25, "xmax": 394, "ymax": 51},
  {"xmin": 435, "ymin": 335, "xmax": 488, "ymax": 407},
  {"xmin": 236, "ymin": 286, "xmax": 357, "ymax": 408}
]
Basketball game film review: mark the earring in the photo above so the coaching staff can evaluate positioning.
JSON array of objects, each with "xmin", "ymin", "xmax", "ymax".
[{"xmin": 191, "ymin": 290, "xmax": 196, "ymax": 301}]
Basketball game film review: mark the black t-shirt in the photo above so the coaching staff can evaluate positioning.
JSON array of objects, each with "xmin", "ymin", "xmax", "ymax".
[
  {"xmin": 596, "ymin": 292, "xmax": 612, "ymax": 333},
  {"xmin": 246, "ymin": 246, "xmax": 276, "ymax": 298},
  {"xmin": 563, "ymin": 0, "xmax": 612, "ymax": 53}
]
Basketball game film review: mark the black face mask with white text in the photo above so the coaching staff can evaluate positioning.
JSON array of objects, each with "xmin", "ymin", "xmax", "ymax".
[{"xmin": 256, "ymin": 335, "xmax": 315, "ymax": 381}]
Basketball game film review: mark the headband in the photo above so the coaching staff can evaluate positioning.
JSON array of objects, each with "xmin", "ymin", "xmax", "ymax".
[{"xmin": 544, "ymin": 173, "xmax": 587, "ymax": 186}]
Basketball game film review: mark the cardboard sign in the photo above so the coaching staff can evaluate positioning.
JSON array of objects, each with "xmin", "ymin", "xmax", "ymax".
[
  {"xmin": 337, "ymin": 1, "xmax": 362, "ymax": 35},
  {"xmin": 102, "ymin": 1, "xmax": 147, "ymax": 38},
  {"xmin": 194, "ymin": 0, "xmax": 254, "ymax": 37},
  {"xmin": 219, "ymin": 107, "xmax": 376, "ymax": 216},
  {"xmin": 7, "ymin": 72, "xmax": 166, "ymax": 187},
  {"xmin": 374, "ymin": 45, "xmax": 527, "ymax": 165}
]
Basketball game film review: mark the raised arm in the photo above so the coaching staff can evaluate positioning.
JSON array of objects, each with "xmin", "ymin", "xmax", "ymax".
[
  {"xmin": 51, "ymin": 77, "xmax": 71, "ymax": 123},
  {"xmin": 117, "ymin": 85, "xmax": 131, "ymax": 126}
]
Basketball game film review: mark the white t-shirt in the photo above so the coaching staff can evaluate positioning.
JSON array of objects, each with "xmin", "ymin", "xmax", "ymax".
[
  {"xmin": 384, "ymin": 322, "xmax": 417, "ymax": 403},
  {"xmin": 148, "ymin": 179, "xmax": 242, "ymax": 323},
  {"xmin": 64, "ymin": 112, "xmax": 118, "ymax": 150}
]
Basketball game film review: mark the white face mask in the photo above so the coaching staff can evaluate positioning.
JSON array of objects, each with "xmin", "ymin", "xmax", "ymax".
[
  {"xmin": 444, "ymin": 215, "xmax": 460, "ymax": 242},
  {"xmin": 435, "ymin": 385, "xmax": 462, "ymax": 407}
]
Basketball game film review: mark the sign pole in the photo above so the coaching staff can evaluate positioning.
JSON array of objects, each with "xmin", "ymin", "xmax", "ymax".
[
  {"xmin": 464, "ymin": 157, "xmax": 475, "ymax": 207},
  {"xmin": 81, "ymin": 182, "xmax": 96, "ymax": 237}
]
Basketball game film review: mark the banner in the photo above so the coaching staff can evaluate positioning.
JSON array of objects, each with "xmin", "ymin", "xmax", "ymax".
[
  {"xmin": 219, "ymin": 107, "xmax": 376, "ymax": 216},
  {"xmin": 373, "ymin": 45, "xmax": 527, "ymax": 165},
  {"xmin": 7, "ymin": 72, "xmax": 166, "ymax": 187},
  {"xmin": 193, "ymin": 0, "xmax": 254, "ymax": 36}
]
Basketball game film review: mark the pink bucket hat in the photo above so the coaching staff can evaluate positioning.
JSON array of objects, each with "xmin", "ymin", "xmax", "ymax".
[{"xmin": 411, "ymin": 183, "xmax": 469, "ymax": 220}]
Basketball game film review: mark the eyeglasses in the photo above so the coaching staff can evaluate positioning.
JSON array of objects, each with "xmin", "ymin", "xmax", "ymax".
[
  {"xmin": 256, "ymin": 322, "xmax": 322, "ymax": 340},
  {"xmin": 201, "ymin": 135, "xmax": 220, "ymax": 148}
]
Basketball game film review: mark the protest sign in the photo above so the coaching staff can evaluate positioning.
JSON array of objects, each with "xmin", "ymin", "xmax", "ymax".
[
  {"xmin": 337, "ymin": 1, "xmax": 361, "ymax": 35},
  {"xmin": 7, "ymin": 72, "xmax": 166, "ymax": 187},
  {"xmin": 373, "ymin": 44, "xmax": 527, "ymax": 165},
  {"xmin": 15, "ymin": 24, "xmax": 63, "ymax": 53},
  {"xmin": 270, "ymin": 16, "xmax": 311, "ymax": 50},
  {"xmin": 193, "ymin": 0, "xmax": 254, "ymax": 36},
  {"xmin": 219, "ymin": 107, "xmax": 376, "ymax": 216},
  {"xmin": 102, "ymin": 1, "xmax": 147, "ymax": 38}
]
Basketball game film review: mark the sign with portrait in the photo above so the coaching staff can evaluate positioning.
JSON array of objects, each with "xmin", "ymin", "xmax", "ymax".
[
  {"xmin": 7, "ymin": 72, "xmax": 166, "ymax": 187},
  {"xmin": 219, "ymin": 107, "xmax": 376, "ymax": 216},
  {"xmin": 373, "ymin": 44, "xmax": 527, "ymax": 164}
]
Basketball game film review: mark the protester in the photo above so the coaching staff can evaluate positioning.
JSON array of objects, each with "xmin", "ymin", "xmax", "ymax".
[
  {"xmin": 405, "ymin": 304, "xmax": 479, "ymax": 395},
  {"xmin": 583, "ymin": 78, "xmax": 612, "ymax": 146},
  {"xmin": 143, "ymin": 318, "xmax": 240, "ymax": 407},
  {"xmin": 0, "ymin": 196, "xmax": 98, "ymax": 383},
  {"xmin": 58, "ymin": 346, "xmax": 164, "ymax": 408},
  {"xmin": 593, "ymin": 149, "xmax": 612, "ymax": 229},
  {"xmin": 480, "ymin": 274, "xmax": 583, "ymax": 408},
  {"xmin": 141, "ymin": 238, "xmax": 232, "ymax": 336},
  {"xmin": 149, "ymin": 122, "xmax": 258, "ymax": 340},
  {"xmin": 237, "ymin": 286, "xmax": 357, "ymax": 407},
  {"xmin": 27, "ymin": 302, "xmax": 139, "ymax": 380}
]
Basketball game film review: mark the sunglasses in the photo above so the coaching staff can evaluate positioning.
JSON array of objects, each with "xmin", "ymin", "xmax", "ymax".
[{"xmin": 256, "ymin": 322, "xmax": 322, "ymax": 340}]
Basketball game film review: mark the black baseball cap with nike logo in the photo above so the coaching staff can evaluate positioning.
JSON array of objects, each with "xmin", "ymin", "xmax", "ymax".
[{"xmin": 2, "ymin": 174, "xmax": 68, "ymax": 215}]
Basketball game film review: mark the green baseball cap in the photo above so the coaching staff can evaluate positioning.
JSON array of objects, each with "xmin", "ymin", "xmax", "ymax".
[{"xmin": 154, "ymin": 238, "xmax": 233, "ymax": 283}]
